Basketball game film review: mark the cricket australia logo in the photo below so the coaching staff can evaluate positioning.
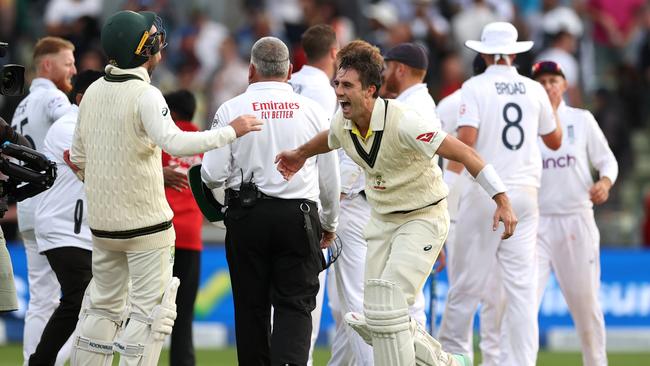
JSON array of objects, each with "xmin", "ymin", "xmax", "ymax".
[{"xmin": 373, "ymin": 175, "xmax": 386, "ymax": 190}]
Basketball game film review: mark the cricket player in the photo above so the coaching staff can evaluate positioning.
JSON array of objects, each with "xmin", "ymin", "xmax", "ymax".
[
  {"xmin": 382, "ymin": 42, "xmax": 441, "ymax": 327},
  {"xmin": 533, "ymin": 60, "xmax": 617, "ymax": 366},
  {"xmin": 68, "ymin": 11, "xmax": 262, "ymax": 366},
  {"xmin": 276, "ymin": 39, "xmax": 517, "ymax": 366},
  {"xmin": 438, "ymin": 22, "xmax": 563, "ymax": 366},
  {"xmin": 30, "ymin": 70, "xmax": 104, "ymax": 365},
  {"xmin": 288, "ymin": 24, "xmax": 339, "ymax": 366},
  {"xmin": 10, "ymin": 36, "xmax": 76, "ymax": 366}
]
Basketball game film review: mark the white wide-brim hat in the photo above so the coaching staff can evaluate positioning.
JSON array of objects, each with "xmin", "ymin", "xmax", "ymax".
[{"xmin": 465, "ymin": 22, "xmax": 533, "ymax": 55}]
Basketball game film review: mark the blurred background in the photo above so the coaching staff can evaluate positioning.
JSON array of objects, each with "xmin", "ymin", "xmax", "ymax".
[{"xmin": 0, "ymin": 0, "xmax": 649, "ymax": 362}]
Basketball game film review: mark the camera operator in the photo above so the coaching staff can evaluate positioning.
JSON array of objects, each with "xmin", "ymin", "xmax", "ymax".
[
  {"xmin": 9, "ymin": 36, "xmax": 76, "ymax": 365},
  {"xmin": 0, "ymin": 115, "xmax": 32, "ymax": 314}
]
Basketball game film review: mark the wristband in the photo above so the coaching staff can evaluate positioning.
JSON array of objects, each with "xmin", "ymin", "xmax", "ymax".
[{"xmin": 475, "ymin": 164, "xmax": 507, "ymax": 198}]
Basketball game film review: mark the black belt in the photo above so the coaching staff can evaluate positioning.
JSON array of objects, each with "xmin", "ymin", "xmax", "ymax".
[
  {"xmin": 389, "ymin": 197, "xmax": 445, "ymax": 214},
  {"xmin": 91, "ymin": 220, "xmax": 173, "ymax": 239},
  {"xmin": 224, "ymin": 188, "xmax": 275, "ymax": 205}
]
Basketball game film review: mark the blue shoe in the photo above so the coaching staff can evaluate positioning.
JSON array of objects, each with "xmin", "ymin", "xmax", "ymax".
[{"xmin": 452, "ymin": 354, "xmax": 472, "ymax": 366}]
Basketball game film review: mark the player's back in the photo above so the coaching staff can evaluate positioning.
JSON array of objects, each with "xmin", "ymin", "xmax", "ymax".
[{"xmin": 458, "ymin": 65, "xmax": 556, "ymax": 188}]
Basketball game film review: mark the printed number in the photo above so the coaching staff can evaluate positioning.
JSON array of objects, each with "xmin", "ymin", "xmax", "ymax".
[
  {"xmin": 16, "ymin": 118, "xmax": 35, "ymax": 148},
  {"xmin": 74, "ymin": 199, "xmax": 83, "ymax": 234},
  {"xmin": 501, "ymin": 103, "xmax": 524, "ymax": 150}
]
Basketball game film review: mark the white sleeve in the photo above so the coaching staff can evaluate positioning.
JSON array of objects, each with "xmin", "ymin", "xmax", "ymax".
[
  {"xmin": 317, "ymin": 149, "xmax": 340, "ymax": 232},
  {"xmin": 585, "ymin": 111, "xmax": 618, "ymax": 184},
  {"xmin": 139, "ymin": 88, "xmax": 236, "ymax": 156},
  {"xmin": 46, "ymin": 92, "xmax": 71, "ymax": 122},
  {"xmin": 70, "ymin": 115, "xmax": 85, "ymax": 181},
  {"xmin": 457, "ymin": 83, "xmax": 481, "ymax": 128},
  {"xmin": 200, "ymin": 106, "xmax": 234, "ymax": 189},
  {"xmin": 312, "ymin": 106, "xmax": 340, "ymax": 232},
  {"xmin": 537, "ymin": 85, "xmax": 557, "ymax": 136},
  {"xmin": 398, "ymin": 109, "xmax": 448, "ymax": 159}
]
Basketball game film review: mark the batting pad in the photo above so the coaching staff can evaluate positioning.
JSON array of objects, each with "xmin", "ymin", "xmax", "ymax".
[
  {"xmin": 411, "ymin": 319, "xmax": 461, "ymax": 366},
  {"xmin": 188, "ymin": 164, "xmax": 225, "ymax": 222},
  {"xmin": 71, "ymin": 283, "xmax": 123, "ymax": 366},
  {"xmin": 114, "ymin": 277, "xmax": 179, "ymax": 366},
  {"xmin": 344, "ymin": 311, "xmax": 373, "ymax": 345},
  {"xmin": 364, "ymin": 279, "xmax": 415, "ymax": 366}
]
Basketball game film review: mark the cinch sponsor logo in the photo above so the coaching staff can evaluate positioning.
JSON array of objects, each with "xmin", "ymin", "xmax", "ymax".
[
  {"xmin": 251, "ymin": 101, "xmax": 300, "ymax": 111},
  {"xmin": 543, "ymin": 154, "xmax": 576, "ymax": 169}
]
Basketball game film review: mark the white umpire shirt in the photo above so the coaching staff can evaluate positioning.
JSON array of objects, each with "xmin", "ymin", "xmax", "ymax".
[
  {"xmin": 458, "ymin": 65, "xmax": 557, "ymax": 188},
  {"xmin": 35, "ymin": 105, "xmax": 92, "ymax": 253},
  {"xmin": 11, "ymin": 78, "xmax": 71, "ymax": 232},
  {"xmin": 289, "ymin": 65, "xmax": 365, "ymax": 197},
  {"xmin": 538, "ymin": 101, "xmax": 618, "ymax": 215},
  {"xmin": 201, "ymin": 81, "xmax": 340, "ymax": 231}
]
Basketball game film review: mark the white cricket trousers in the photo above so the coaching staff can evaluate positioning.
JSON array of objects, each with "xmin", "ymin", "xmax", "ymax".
[
  {"xmin": 327, "ymin": 194, "xmax": 374, "ymax": 366},
  {"xmin": 439, "ymin": 186, "xmax": 539, "ymax": 366},
  {"xmin": 88, "ymin": 240, "xmax": 173, "ymax": 322},
  {"xmin": 537, "ymin": 211, "xmax": 607, "ymax": 366},
  {"xmin": 21, "ymin": 229, "xmax": 71, "ymax": 366}
]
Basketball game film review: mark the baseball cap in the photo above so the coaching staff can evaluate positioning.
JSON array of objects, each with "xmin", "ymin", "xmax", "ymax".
[
  {"xmin": 531, "ymin": 60, "xmax": 565, "ymax": 79},
  {"xmin": 384, "ymin": 43, "xmax": 428, "ymax": 70}
]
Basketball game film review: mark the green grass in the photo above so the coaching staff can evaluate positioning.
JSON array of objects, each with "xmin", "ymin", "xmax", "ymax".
[{"xmin": 0, "ymin": 344, "xmax": 647, "ymax": 365}]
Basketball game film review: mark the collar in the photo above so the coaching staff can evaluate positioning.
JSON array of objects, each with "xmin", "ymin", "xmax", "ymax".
[
  {"xmin": 295, "ymin": 65, "xmax": 330, "ymax": 83},
  {"xmin": 485, "ymin": 64, "xmax": 520, "ymax": 76},
  {"xmin": 343, "ymin": 97, "xmax": 387, "ymax": 132},
  {"xmin": 558, "ymin": 100, "xmax": 567, "ymax": 112},
  {"xmin": 29, "ymin": 78, "xmax": 58, "ymax": 92},
  {"xmin": 104, "ymin": 65, "xmax": 151, "ymax": 84},
  {"xmin": 396, "ymin": 83, "xmax": 428, "ymax": 102},
  {"xmin": 246, "ymin": 81, "xmax": 293, "ymax": 92}
]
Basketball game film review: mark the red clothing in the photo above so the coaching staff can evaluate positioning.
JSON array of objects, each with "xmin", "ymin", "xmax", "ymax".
[
  {"xmin": 162, "ymin": 120, "xmax": 204, "ymax": 251},
  {"xmin": 588, "ymin": 0, "xmax": 644, "ymax": 45}
]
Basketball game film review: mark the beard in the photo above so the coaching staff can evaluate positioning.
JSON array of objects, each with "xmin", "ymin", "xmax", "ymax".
[{"xmin": 54, "ymin": 77, "xmax": 73, "ymax": 94}]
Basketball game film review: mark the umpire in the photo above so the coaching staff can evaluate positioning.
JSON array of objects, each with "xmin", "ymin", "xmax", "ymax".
[{"xmin": 201, "ymin": 36, "xmax": 340, "ymax": 366}]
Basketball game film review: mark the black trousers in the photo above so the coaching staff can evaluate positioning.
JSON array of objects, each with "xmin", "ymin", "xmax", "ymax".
[
  {"xmin": 29, "ymin": 247, "xmax": 92, "ymax": 366},
  {"xmin": 225, "ymin": 198, "xmax": 324, "ymax": 366},
  {"xmin": 170, "ymin": 248, "xmax": 200, "ymax": 366}
]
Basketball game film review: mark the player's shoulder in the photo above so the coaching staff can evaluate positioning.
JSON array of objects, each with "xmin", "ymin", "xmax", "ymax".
[{"xmin": 563, "ymin": 104, "xmax": 597, "ymax": 126}]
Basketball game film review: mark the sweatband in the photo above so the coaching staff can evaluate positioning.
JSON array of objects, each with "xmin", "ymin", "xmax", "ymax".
[{"xmin": 475, "ymin": 164, "xmax": 507, "ymax": 198}]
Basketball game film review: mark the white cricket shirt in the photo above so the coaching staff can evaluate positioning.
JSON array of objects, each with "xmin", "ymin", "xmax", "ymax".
[
  {"xmin": 289, "ymin": 65, "xmax": 337, "ymax": 117},
  {"xmin": 458, "ymin": 65, "xmax": 557, "ymax": 188},
  {"xmin": 538, "ymin": 101, "xmax": 618, "ymax": 215},
  {"xmin": 436, "ymin": 89, "xmax": 461, "ymax": 134},
  {"xmin": 328, "ymin": 98, "xmax": 448, "ymax": 215},
  {"xmin": 35, "ymin": 105, "xmax": 92, "ymax": 253},
  {"xmin": 201, "ymin": 81, "xmax": 340, "ymax": 231},
  {"xmin": 11, "ymin": 78, "xmax": 71, "ymax": 232},
  {"xmin": 396, "ymin": 83, "xmax": 441, "ymax": 130}
]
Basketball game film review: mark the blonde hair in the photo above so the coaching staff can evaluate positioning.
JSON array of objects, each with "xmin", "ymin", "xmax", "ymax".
[{"xmin": 33, "ymin": 37, "xmax": 75, "ymax": 64}]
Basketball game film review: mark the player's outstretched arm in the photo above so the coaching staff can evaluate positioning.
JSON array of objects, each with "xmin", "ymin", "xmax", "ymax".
[
  {"xmin": 275, "ymin": 130, "xmax": 332, "ymax": 180},
  {"xmin": 437, "ymin": 134, "xmax": 518, "ymax": 239}
]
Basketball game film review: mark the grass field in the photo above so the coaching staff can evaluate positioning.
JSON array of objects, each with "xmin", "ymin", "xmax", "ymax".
[{"xmin": 0, "ymin": 344, "xmax": 648, "ymax": 365}]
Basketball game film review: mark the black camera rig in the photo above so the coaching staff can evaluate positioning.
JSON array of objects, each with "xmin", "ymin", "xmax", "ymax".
[
  {"xmin": 0, "ymin": 42, "xmax": 25, "ymax": 96},
  {"xmin": 0, "ymin": 142, "xmax": 57, "ymax": 217}
]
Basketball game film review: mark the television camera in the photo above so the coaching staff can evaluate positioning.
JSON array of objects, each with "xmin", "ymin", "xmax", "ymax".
[{"xmin": 0, "ymin": 42, "xmax": 25, "ymax": 96}]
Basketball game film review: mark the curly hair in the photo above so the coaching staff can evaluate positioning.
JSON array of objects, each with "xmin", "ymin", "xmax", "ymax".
[{"xmin": 336, "ymin": 40, "xmax": 383, "ymax": 97}]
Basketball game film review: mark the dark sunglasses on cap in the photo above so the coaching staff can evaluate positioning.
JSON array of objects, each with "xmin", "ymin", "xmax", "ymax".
[{"xmin": 531, "ymin": 61, "xmax": 565, "ymax": 79}]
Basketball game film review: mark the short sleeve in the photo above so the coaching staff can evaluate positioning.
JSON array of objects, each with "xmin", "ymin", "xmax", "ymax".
[
  {"xmin": 457, "ymin": 82, "xmax": 480, "ymax": 128},
  {"xmin": 398, "ymin": 109, "xmax": 447, "ymax": 159}
]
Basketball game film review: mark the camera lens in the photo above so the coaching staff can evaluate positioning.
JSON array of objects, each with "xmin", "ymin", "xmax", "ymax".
[{"xmin": 0, "ymin": 64, "xmax": 25, "ymax": 96}]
